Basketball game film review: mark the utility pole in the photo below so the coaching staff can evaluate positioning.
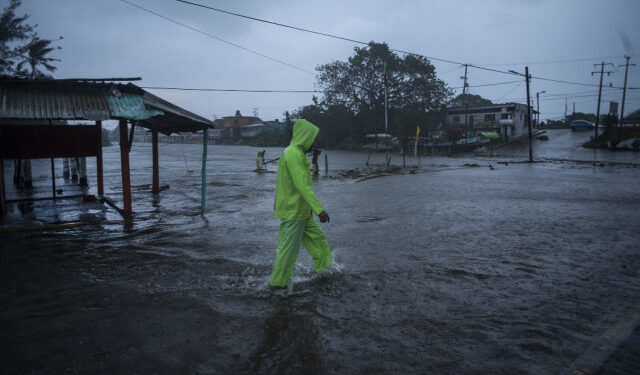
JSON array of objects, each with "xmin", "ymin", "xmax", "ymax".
[
  {"xmin": 591, "ymin": 62, "xmax": 614, "ymax": 139},
  {"xmin": 461, "ymin": 64, "xmax": 469, "ymax": 140},
  {"xmin": 510, "ymin": 67, "xmax": 534, "ymax": 162},
  {"xmin": 525, "ymin": 67, "xmax": 533, "ymax": 162},
  {"xmin": 384, "ymin": 62, "xmax": 389, "ymax": 167},
  {"xmin": 618, "ymin": 55, "xmax": 635, "ymax": 139}
]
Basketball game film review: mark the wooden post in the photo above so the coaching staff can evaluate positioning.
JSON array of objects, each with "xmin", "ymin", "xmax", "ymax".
[
  {"xmin": 324, "ymin": 154, "xmax": 328, "ymax": 176},
  {"xmin": 525, "ymin": 66, "xmax": 533, "ymax": 163},
  {"xmin": 63, "ymin": 158, "xmax": 70, "ymax": 179},
  {"xmin": 201, "ymin": 128, "xmax": 208, "ymax": 213},
  {"xmin": 0, "ymin": 160, "xmax": 6, "ymax": 216},
  {"xmin": 50, "ymin": 158, "xmax": 56, "ymax": 199},
  {"xmin": 96, "ymin": 121, "xmax": 104, "ymax": 196},
  {"xmin": 152, "ymin": 130, "xmax": 159, "ymax": 195},
  {"xmin": 79, "ymin": 157, "xmax": 88, "ymax": 186},
  {"xmin": 22, "ymin": 159, "xmax": 32, "ymax": 188},
  {"xmin": 119, "ymin": 119, "xmax": 132, "ymax": 217},
  {"xmin": 71, "ymin": 157, "xmax": 78, "ymax": 181}
]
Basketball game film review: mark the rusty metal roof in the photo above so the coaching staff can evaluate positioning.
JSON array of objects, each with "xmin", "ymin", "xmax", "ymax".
[
  {"xmin": 0, "ymin": 79, "xmax": 214, "ymax": 134},
  {"xmin": 0, "ymin": 80, "xmax": 114, "ymax": 121}
]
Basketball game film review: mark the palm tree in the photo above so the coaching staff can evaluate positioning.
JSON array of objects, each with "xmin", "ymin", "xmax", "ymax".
[{"xmin": 17, "ymin": 37, "xmax": 60, "ymax": 78}]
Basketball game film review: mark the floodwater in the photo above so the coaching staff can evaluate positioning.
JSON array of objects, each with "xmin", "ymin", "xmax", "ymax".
[{"xmin": 1, "ymin": 129, "xmax": 639, "ymax": 374}]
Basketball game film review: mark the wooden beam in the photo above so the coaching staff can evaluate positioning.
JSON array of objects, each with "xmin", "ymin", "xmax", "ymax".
[
  {"xmin": 152, "ymin": 130, "xmax": 159, "ymax": 195},
  {"xmin": 96, "ymin": 121, "xmax": 104, "ymax": 196},
  {"xmin": 0, "ymin": 124, "xmax": 100, "ymax": 159},
  {"xmin": 0, "ymin": 160, "xmax": 5, "ymax": 217},
  {"xmin": 119, "ymin": 119, "xmax": 132, "ymax": 217},
  {"xmin": 50, "ymin": 158, "xmax": 56, "ymax": 199},
  {"xmin": 128, "ymin": 121, "xmax": 136, "ymax": 153}
]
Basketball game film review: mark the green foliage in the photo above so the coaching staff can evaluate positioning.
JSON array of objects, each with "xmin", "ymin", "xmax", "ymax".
[
  {"xmin": 17, "ymin": 37, "xmax": 60, "ymax": 78},
  {"xmin": 294, "ymin": 101, "xmax": 355, "ymax": 149},
  {"xmin": 566, "ymin": 112, "xmax": 597, "ymax": 124},
  {"xmin": 601, "ymin": 113, "xmax": 618, "ymax": 136},
  {"xmin": 294, "ymin": 42, "xmax": 451, "ymax": 148},
  {"xmin": 0, "ymin": 0, "xmax": 61, "ymax": 78},
  {"xmin": 284, "ymin": 111, "xmax": 293, "ymax": 139},
  {"xmin": 248, "ymin": 130, "xmax": 290, "ymax": 147},
  {"xmin": 544, "ymin": 119, "xmax": 568, "ymax": 129},
  {"xmin": 0, "ymin": 0, "xmax": 33, "ymax": 76},
  {"xmin": 317, "ymin": 42, "xmax": 451, "ymax": 113},
  {"xmin": 624, "ymin": 108, "xmax": 640, "ymax": 122},
  {"xmin": 450, "ymin": 93, "xmax": 493, "ymax": 107}
]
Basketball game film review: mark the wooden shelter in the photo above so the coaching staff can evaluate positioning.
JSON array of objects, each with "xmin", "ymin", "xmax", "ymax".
[{"xmin": 0, "ymin": 78, "xmax": 214, "ymax": 218}]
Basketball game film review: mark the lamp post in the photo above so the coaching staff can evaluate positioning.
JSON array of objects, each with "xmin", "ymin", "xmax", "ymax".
[{"xmin": 536, "ymin": 90, "xmax": 545, "ymax": 127}]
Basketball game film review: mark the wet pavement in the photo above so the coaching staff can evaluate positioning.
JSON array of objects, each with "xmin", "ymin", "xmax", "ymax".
[{"xmin": 1, "ymin": 129, "xmax": 639, "ymax": 374}]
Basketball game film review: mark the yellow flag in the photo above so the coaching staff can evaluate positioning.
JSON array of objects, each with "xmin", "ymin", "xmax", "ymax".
[{"xmin": 416, "ymin": 125, "xmax": 421, "ymax": 137}]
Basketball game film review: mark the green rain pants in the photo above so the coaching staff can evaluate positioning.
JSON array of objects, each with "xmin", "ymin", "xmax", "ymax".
[{"xmin": 269, "ymin": 215, "xmax": 332, "ymax": 287}]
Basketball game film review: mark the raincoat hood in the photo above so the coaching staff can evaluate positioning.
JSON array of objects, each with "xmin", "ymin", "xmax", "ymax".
[{"xmin": 290, "ymin": 119, "xmax": 319, "ymax": 152}]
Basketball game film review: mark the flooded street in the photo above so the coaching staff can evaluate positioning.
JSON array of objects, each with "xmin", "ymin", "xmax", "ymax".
[{"xmin": 1, "ymin": 129, "xmax": 639, "ymax": 374}]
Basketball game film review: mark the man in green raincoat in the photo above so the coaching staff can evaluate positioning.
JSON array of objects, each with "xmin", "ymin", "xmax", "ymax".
[{"xmin": 269, "ymin": 119, "xmax": 331, "ymax": 290}]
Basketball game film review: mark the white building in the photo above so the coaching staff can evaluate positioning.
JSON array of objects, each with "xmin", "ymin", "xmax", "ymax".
[{"xmin": 446, "ymin": 103, "xmax": 536, "ymax": 141}]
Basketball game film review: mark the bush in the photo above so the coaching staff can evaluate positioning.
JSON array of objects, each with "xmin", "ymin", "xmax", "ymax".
[{"xmin": 248, "ymin": 130, "xmax": 290, "ymax": 147}]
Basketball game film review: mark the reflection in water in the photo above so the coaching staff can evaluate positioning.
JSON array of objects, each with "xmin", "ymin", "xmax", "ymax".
[
  {"xmin": 247, "ymin": 296, "xmax": 324, "ymax": 375},
  {"xmin": 1, "ymin": 133, "xmax": 639, "ymax": 374}
]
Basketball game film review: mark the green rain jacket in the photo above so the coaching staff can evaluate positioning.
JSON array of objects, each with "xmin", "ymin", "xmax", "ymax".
[{"xmin": 275, "ymin": 119, "xmax": 324, "ymax": 220}]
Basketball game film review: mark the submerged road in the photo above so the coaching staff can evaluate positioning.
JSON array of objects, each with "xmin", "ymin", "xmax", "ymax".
[{"xmin": 1, "ymin": 129, "xmax": 639, "ymax": 374}]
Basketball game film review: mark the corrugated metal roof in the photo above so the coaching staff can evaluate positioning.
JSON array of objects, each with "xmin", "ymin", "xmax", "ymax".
[
  {"xmin": 141, "ymin": 91, "xmax": 213, "ymax": 133},
  {"xmin": 106, "ymin": 92, "xmax": 163, "ymax": 120},
  {"xmin": 0, "ymin": 80, "xmax": 113, "ymax": 120},
  {"xmin": 0, "ymin": 79, "xmax": 214, "ymax": 134}
]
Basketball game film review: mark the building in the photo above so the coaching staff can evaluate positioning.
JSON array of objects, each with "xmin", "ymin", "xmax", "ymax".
[
  {"xmin": 446, "ymin": 103, "xmax": 536, "ymax": 141},
  {"xmin": 214, "ymin": 110, "xmax": 261, "ymax": 141},
  {"xmin": 238, "ymin": 119, "xmax": 287, "ymax": 139},
  {"xmin": 264, "ymin": 119, "xmax": 286, "ymax": 132},
  {"xmin": 239, "ymin": 122, "xmax": 268, "ymax": 138}
]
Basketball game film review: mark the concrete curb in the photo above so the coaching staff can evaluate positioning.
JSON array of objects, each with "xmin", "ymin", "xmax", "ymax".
[{"xmin": 565, "ymin": 307, "xmax": 640, "ymax": 375}]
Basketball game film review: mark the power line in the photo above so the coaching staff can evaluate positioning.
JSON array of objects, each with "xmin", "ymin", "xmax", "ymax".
[
  {"xmin": 142, "ymin": 86, "xmax": 320, "ymax": 93},
  {"xmin": 479, "ymin": 54, "xmax": 639, "ymax": 66},
  {"xmin": 118, "ymin": 0, "xmax": 316, "ymax": 75},
  {"xmin": 452, "ymin": 80, "xmax": 521, "ymax": 89},
  {"xmin": 171, "ymin": 0, "xmax": 522, "ymax": 74},
  {"xmin": 174, "ymin": 0, "xmax": 368, "ymax": 46},
  {"xmin": 172, "ymin": 0, "xmax": 638, "ymax": 89},
  {"xmin": 493, "ymin": 82, "xmax": 523, "ymax": 101},
  {"xmin": 142, "ymin": 79, "xmax": 522, "ymax": 93}
]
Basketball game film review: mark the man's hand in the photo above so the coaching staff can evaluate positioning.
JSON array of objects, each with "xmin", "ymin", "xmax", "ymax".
[{"xmin": 318, "ymin": 211, "xmax": 330, "ymax": 223}]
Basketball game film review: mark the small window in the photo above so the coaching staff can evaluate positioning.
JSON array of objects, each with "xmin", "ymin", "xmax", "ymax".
[
  {"xmin": 484, "ymin": 114, "xmax": 495, "ymax": 121},
  {"xmin": 453, "ymin": 116, "xmax": 460, "ymax": 124},
  {"xmin": 501, "ymin": 113, "xmax": 509, "ymax": 120}
]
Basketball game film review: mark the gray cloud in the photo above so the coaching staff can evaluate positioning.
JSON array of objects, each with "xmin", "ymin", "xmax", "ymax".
[{"xmin": 8, "ymin": 0, "xmax": 640, "ymax": 123}]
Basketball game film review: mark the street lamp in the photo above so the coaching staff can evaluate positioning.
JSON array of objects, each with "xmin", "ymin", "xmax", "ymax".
[{"xmin": 536, "ymin": 90, "xmax": 546, "ymax": 127}]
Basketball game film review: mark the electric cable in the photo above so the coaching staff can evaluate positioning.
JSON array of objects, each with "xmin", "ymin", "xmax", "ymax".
[{"xmin": 119, "ymin": 0, "xmax": 316, "ymax": 75}]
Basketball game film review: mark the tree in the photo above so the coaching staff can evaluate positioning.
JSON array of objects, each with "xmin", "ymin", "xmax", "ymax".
[
  {"xmin": 566, "ymin": 112, "xmax": 597, "ymax": 124},
  {"xmin": 315, "ymin": 42, "xmax": 452, "ymax": 142},
  {"xmin": 293, "ymin": 98, "xmax": 355, "ymax": 149},
  {"xmin": 0, "ymin": 0, "xmax": 34, "ymax": 76},
  {"xmin": 449, "ymin": 93, "xmax": 492, "ymax": 108},
  {"xmin": 0, "ymin": 0, "xmax": 61, "ymax": 78},
  {"xmin": 17, "ymin": 37, "xmax": 60, "ymax": 78}
]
